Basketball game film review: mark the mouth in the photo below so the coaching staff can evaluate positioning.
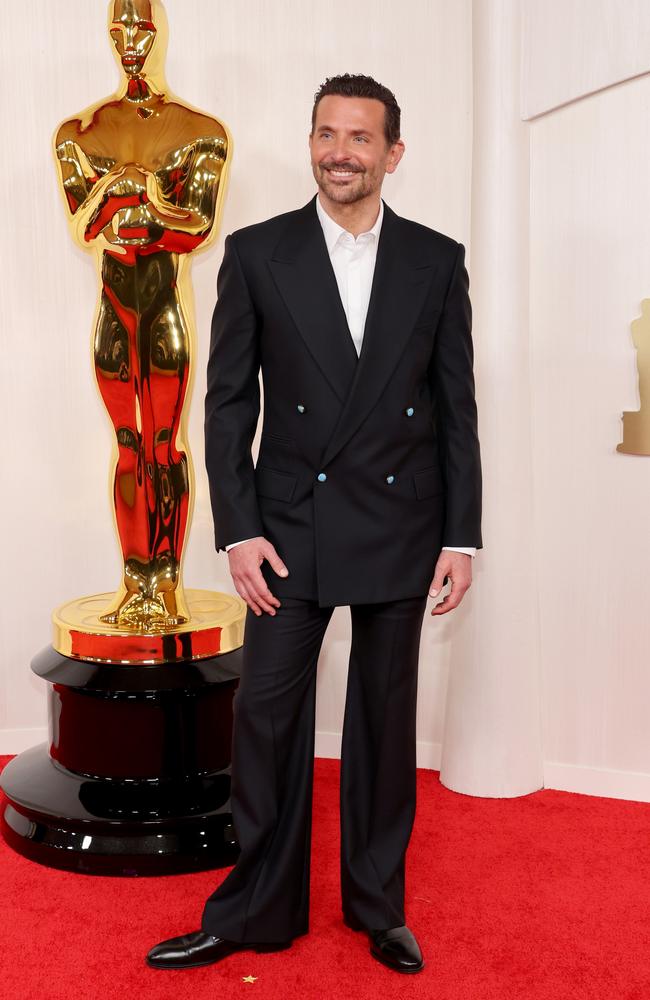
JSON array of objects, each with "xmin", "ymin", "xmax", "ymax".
[
  {"xmin": 122, "ymin": 51, "xmax": 144, "ymax": 68},
  {"xmin": 323, "ymin": 167, "xmax": 361, "ymax": 181}
]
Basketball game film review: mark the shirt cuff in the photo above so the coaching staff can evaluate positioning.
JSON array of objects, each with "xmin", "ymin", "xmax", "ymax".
[
  {"xmin": 442, "ymin": 546, "xmax": 476, "ymax": 558},
  {"xmin": 225, "ymin": 537, "xmax": 257, "ymax": 551}
]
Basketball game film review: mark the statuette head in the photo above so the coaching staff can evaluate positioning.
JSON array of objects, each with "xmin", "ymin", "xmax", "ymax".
[{"xmin": 109, "ymin": 0, "xmax": 167, "ymax": 81}]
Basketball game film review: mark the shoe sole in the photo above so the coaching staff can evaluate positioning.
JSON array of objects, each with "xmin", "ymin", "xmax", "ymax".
[{"xmin": 146, "ymin": 941, "xmax": 292, "ymax": 970}]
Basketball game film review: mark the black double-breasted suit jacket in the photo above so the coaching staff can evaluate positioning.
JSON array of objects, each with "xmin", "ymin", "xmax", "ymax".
[{"xmin": 204, "ymin": 194, "xmax": 482, "ymax": 607}]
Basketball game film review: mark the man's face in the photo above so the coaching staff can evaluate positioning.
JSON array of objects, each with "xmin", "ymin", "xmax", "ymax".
[
  {"xmin": 309, "ymin": 95, "xmax": 404, "ymax": 206},
  {"xmin": 110, "ymin": 0, "xmax": 157, "ymax": 77}
]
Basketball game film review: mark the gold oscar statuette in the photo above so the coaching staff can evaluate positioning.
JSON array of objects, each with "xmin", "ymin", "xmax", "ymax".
[
  {"xmin": 617, "ymin": 299, "xmax": 650, "ymax": 456},
  {"xmin": 52, "ymin": 0, "xmax": 245, "ymax": 662}
]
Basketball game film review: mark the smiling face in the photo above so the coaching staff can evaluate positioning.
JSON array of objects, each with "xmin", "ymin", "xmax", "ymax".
[
  {"xmin": 309, "ymin": 95, "xmax": 404, "ymax": 207},
  {"xmin": 110, "ymin": 0, "xmax": 157, "ymax": 77}
]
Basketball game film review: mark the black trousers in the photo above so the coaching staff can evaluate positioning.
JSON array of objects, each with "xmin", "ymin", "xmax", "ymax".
[{"xmin": 201, "ymin": 593, "xmax": 428, "ymax": 943}]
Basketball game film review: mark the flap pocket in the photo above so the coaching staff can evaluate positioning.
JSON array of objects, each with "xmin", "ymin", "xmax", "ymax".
[
  {"xmin": 255, "ymin": 464, "xmax": 297, "ymax": 502},
  {"xmin": 260, "ymin": 431, "xmax": 297, "ymax": 449},
  {"xmin": 413, "ymin": 465, "xmax": 444, "ymax": 500}
]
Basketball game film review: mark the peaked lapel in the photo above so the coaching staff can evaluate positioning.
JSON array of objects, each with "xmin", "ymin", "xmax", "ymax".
[
  {"xmin": 319, "ymin": 200, "xmax": 434, "ymax": 468},
  {"xmin": 268, "ymin": 196, "xmax": 359, "ymax": 402},
  {"xmin": 268, "ymin": 195, "xmax": 434, "ymax": 469}
]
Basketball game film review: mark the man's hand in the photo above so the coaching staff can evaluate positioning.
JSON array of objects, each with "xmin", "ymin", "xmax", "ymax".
[
  {"xmin": 228, "ymin": 536, "xmax": 289, "ymax": 616},
  {"xmin": 428, "ymin": 551, "xmax": 472, "ymax": 616}
]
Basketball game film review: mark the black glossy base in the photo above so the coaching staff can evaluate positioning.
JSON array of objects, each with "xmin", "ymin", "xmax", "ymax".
[{"xmin": 0, "ymin": 645, "xmax": 243, "ymax": 876}]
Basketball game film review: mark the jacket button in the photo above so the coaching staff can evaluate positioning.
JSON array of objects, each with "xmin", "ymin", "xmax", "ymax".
[
  {"xmin": 405, "ymin": 407, "xmax": 414, "ymax": 416},
  {"xmin": 297, "ymin": 404, "xmax": 306, "ymax": 413},
  {"xmin": 385, "ymin": 474, "xmax": 395, "ymax": 484},
  {"xmin": 317, "ymin": 472, "xmax": 327, "ymax": 482}
]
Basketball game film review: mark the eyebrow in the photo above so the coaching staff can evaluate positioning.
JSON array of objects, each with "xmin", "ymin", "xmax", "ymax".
[
  {"xmin": 316, "ymin": 126, "xmax": 373, "ymax": 135},
  {"xmin": 111, "ymin": 18, "xmax": 155, "ymax": 28}
]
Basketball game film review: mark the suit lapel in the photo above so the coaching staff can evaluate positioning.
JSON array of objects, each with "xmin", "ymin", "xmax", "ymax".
[
  {"xmin": 268, "ymin": 196, "xmax": 358, "ymax": 402},
  {"xmin": 319, "ymin": 201, "xmax": 433, "ymax": 468},
  {"xmin": 268, "ymin": 195, "xmax": 434, "ymax": 468}
]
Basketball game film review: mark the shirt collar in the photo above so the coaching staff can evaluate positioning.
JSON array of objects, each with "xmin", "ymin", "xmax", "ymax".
[{"xmin": 315, "ymin": 194, "xmax": 384, "ymax": 253}]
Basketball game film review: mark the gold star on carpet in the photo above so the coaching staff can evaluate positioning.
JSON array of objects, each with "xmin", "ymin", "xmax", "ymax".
[{"xmin": 242, "ymin": 975, "xmax": 258, "ymax": 983}]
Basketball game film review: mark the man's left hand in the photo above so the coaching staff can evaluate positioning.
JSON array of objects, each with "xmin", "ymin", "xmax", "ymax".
[{"xmin": 428, "ymin": 551, "xmax": 472, "ymax": 616}]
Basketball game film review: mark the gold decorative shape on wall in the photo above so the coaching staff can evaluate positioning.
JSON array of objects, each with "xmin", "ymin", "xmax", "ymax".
[
  {"xmin": 51, "ymin": 0, "xmax": 244, "ymax": 661},
  {"xmin": 618, "ymin": 299, "xmax": 650, "ymax": 455}
]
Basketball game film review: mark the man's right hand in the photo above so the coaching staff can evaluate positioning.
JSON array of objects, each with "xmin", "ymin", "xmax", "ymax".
[{"xmin": 227, "ymin": 536, "xmax": 289, "ymax": 616}]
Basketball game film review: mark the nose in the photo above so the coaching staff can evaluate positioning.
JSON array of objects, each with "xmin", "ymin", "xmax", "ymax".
[
  {"xmin": 330, "ymin": 141, "xmax": 353, "ymax": 163},
  {"xmin": 125, "ymin": 22, "xmax": 137, "ymax": 49}
]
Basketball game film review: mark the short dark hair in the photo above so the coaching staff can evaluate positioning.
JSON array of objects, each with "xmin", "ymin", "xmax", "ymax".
[{"xmin": 311, "ymin": 73, "xmax": 401, "ymax": 147}]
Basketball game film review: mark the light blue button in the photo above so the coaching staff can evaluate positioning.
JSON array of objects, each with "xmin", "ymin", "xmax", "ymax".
[
  {"xmin": 386, "ymin": 474, "xmax": 395, "ymax": 484},
  {"xmin": 297, "ymin": 404, "xmax": 305, "ymax": 413},
  {"xmin": 405, "ymin": 407, "xmax": 414, "ymax": 416},
  {"xmin": 317, "ymin": 472, "xmax": 327, "ymax": 482}
]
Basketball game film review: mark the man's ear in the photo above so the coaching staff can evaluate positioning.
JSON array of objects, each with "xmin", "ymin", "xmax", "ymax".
[{"xmin": 386, "ymin": 139, "xmax": 405, "ymax": 174}]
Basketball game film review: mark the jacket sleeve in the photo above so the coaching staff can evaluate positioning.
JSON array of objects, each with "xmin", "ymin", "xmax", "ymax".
[
  {"xmin": 428, "ymin": 242, "xmax": 483, "ymax": 549},
  {"xmin": 204, "ymin": 233, "xmax": 265, "ymax": 552}
]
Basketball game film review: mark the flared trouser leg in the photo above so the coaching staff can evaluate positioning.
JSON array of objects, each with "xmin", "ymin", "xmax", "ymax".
[
  {"xmin": 201, "ymin": 597, "xmax": 334, "ymax": 943},
  {"xmin": 340, "ymin": 594, "xmax": 428, "ymax": 931}
]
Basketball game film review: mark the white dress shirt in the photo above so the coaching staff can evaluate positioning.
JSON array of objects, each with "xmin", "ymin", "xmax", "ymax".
[
  {"xmin": 226, "ymin": 195, "xmax": 476, "ymax": 559},
  {"xmin": 315, "ymin": 193, "xmax": 383, "ymax": 356}
]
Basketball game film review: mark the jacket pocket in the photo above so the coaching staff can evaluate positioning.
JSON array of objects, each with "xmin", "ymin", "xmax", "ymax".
[
  {"xmin": 260, "ymin": 431, "xmax": 297, "ymax": 449},
  {"xmin": 413, "ymin": 465, "xmax": 444, "ymax": 500},
  {"xmin": 254, "ymin": 464, "xmax": 297, "ymax": 502}
]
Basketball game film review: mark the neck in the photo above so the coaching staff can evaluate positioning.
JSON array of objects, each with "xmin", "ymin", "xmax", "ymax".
[
  {"xmin": 124, "ymin": 76, "xmax": 160, "ymax": 103},
  {"xmin": 317, "ymin": 191, "xmax": 382, "ymax": 237}
]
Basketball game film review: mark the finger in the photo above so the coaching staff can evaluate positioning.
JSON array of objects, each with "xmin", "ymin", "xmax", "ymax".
[
  {"xmin": 264, "ymin": 550, "xmax": 289, "ymax": 578},
  {"xmin": 241, "ymin": 576, "xmax": 280, "ymax": 615},
  {"xmin": 430, "ymin": 595, "xmax": 456, "ymax": 615},
  {"xmin": 235, "ymin": 584, "xmax": 263, "ymax": 617},
  {"xmin": 430, "ymin": 583, "xmax": 469, "ymax": 615},
  {"xmin": 250, "ymin": 593, "xmax": 278, "ymax": 615},
  {"xmin": 245, "ymin": 569, "xmax": 281, "ymax": 608},
  {"xmin": 429, "ymin": 571, "xmax": 451, "ymax": 598}
]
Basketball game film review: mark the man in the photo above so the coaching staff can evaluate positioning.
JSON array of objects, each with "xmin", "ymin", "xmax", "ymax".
[{"xmin": 147, "ymin": 73, "xmax": 482, "ymax": 975}]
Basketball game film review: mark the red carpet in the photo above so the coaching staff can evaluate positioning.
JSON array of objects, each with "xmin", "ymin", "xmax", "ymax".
[{"xmin": 1, "ymin": 753, "xmax": 649, "ymax": 999}]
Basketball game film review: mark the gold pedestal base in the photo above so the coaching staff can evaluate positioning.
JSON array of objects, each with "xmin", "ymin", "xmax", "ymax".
[
  {"xmin": 52, "ymin": 589, "xmax": 247, "ymax": 665},
  {"xmin": 617, "ymin": 410, "xmax": 650, "ymax": 455}
]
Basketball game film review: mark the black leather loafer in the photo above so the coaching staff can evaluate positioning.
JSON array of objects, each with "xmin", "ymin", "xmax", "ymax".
[
  {"xmin": 369, "ymin": 925, "xmax": 424, "ymax": 973},
  {"xmin": 343, "ymin": 916, "xmax": 424, "ymax": 973},
  {"xmin": 146, "ymin": 929, "xmax": 293, "ymax": 969}
]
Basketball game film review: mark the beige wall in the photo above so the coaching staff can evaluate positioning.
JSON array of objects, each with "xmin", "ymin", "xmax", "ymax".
[{"xmin": 528, "ymin": 64, "xmax": 650, "ymax": 791}]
